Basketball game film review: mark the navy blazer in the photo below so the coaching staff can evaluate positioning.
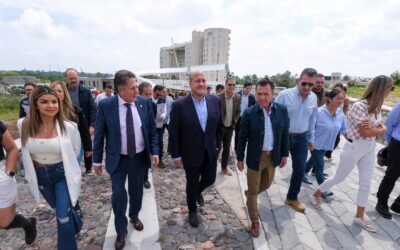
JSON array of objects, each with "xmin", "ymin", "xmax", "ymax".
[
  {"xmin": 93, "ymin": 95, "xmax": 159, "ymax": 174},
  {"xmin": 237, "ymin": 90, "xmax": 256, "ymax": 108},
  {"xmin": 237, "ymin": 102, "xmax": 290, "ymax": 170},
  {"xmin": 168, "ymin": 94, "xmax": 224, "ymax": 167},
  {"xmin": 75, "ymin": 84, "xmax": 97, "ymax": 127}
]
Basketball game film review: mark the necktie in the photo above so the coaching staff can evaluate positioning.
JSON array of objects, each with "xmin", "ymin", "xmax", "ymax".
[{"xmin": 124, "ymin": 103, "xmax": 136, "ymax": 158}]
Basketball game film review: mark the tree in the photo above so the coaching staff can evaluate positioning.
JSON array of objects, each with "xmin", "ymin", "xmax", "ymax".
[
  {"xmin": 271, "ymin": 70, "xmax": 293, "ymax": 88},
  {"xmin": 391, "ymin": 71, "xmax": 400, "ymax": 86},
  {"xmin": 343, "ymin": 75, "xmax": 351, "ymax": 81},
  {"xmin": 0, "ymin": 71, "xmax": 21, "ymax": 76}
]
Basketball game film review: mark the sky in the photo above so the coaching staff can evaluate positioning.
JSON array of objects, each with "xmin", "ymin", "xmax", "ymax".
[{"xmin": 0, "ymin": 0, "xmax": 399, "ymax": 78}]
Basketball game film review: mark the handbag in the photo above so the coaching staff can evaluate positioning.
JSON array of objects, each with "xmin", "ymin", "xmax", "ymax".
[{"xmin": 377, "ymin": 146, "xmax": 389, "ymax": 166}]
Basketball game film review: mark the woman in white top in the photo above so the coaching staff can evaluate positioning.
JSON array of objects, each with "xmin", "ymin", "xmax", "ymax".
[
  {"xmin": 313, "ymin": 75, "xmax": 394, "ymax": 232},
  {"xmin": 18, "ymin": 85, "xmax": 82, "ymax": 250},
  {"xmin": 0, "ymin": 121, "xmax": 37, "ymax": 245}
]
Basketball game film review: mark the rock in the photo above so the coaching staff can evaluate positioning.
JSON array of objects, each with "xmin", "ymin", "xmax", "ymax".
[
  {"xmin": 206, "ymin": 214, "xmax": 217, "ymax": 220},
  {"xmin": 178, "ymin": 244, "xmax": 195, "ymax": 250},
  {"xmin": 201, "ymin": 240, "xmax": 215, "ymax": 250},
  {"xmin": 208, "ymin": 221, "xmax": 222, "ymax": 231},
  {"xmin": 233, "ymin": 230, "xmax": 250, "ymax": 242},
  {"xmin": 214, "ymin": 238, "xmax": 224, "ymax": 247},
  {"xmin": 214, "ymin": 199, "xmax": 224, "ymax": 205},
  {"xmin": 167, "ymin": 219, "xmax": 177, "ymax": 226},
  {"xmin": 173, "ymin": 207, "xmax": 181, "ymax": 213}
]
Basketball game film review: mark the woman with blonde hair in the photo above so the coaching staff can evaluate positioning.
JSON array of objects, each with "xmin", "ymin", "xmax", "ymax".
[
  {"xmin": 18, "ymin": 85, "xmax": 82, "ymax": 250},
  {"xmin": 313, "ymin": 75, "xmax": 394, "ymax": 232}
]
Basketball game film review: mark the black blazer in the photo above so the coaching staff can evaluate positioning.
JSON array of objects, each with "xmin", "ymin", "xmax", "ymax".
[
  {"xmin": 74, "ymin": 105, "xmax": 92, "ymax": 151},
  {"xmin": 168, "ymin": 94, "xmax": 224, "ymax": 167},
  {"xmin": 75, "ymin": 84, "xmax": 97, "ymax": 127},
  {"xmin": 237, "ymin": 90, "xmax": 256, "ymax": 108}
]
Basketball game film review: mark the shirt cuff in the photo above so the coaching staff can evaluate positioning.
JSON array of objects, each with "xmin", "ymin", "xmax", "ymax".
[
  {"xmin": 93, "ymin": 163, "xmax": 102, "ymax": 167},
  {"xmin": 171, "ymin": 157, "xmax": 182, "ymax": 161}
]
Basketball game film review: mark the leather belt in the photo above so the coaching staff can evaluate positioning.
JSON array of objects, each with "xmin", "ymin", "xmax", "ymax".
[
  {"xmin": 262, "ymin": 150, "xmax": 273, "ymax": 156},
  {"xmin": 289, "ymin": 132, "xmax": 307, "ymax": 137}
]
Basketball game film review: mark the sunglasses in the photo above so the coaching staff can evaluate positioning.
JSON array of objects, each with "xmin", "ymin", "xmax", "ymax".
[
  {"xmin": 301, "ymin": 81, "xmax": 314, "ymax": 88},
  {"xmin": 390, "ymin": 86, "xmax": 395, "ymax": 91},
  {"xmin": 227, "ymin": 83, "xmax": 236, "ymax": 87}
]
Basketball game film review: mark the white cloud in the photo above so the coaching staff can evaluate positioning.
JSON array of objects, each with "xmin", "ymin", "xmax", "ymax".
[{"xmin": 0, "ymin": 0, "xmax": 399, "ymax": 77}]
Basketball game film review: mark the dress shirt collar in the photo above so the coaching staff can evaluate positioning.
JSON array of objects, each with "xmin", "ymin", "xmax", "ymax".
[
  {"xmin": 321, "ymin": 104, "xmax": 337, "ymax": 117},
  {"xmin": 191, "ymin": 94, "xmax": 206, "ymax": 104},
  {"xmin": 257, "ymin": 102, "xmax": 274, "ymax": 115},
  {"xmin": 118, "ymin": 94, "xmax": 135, "ymax": 107},
  {"xmin": 295, "ymin": 86, "xmax": 310, "ymax": 98},
  {"xmin": 225, "ymin": 92, "xmax": 234, "ymax": 100}
]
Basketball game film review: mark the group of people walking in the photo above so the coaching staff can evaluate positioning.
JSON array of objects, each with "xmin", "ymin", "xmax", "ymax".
[{"xmin": 1, "ymin": 66, "xmax": 399, "ymax": 249}]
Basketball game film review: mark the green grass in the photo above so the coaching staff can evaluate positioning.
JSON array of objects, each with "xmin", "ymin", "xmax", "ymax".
[
  {"xmin": 0, "ymin": 95, "xmax": 20, "ymax": 121},
  {"xmin": 347, "ymin": 86, "xmax": 400, "ymax": 107}
]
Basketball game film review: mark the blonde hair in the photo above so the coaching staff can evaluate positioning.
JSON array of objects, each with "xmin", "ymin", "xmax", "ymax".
[
  {"xmin": 50, "ymin": 81, "xmax": 77, "ymax": 122},
  {"xmin": 361, "ymin": 75, "xmax": 393, "ymax": 114},
  {"xmin": 21, "ymin": 85, "xmax": 66, "ymax": 146}
]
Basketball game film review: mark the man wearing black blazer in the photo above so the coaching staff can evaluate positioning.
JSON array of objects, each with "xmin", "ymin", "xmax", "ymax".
[
  {"xmin": 168, "ymin": 71, "xmax": 224, "ymax": 227},
  {"xmin": 235, "ymin": 81, "xmax": 256, "ymax": 153}
]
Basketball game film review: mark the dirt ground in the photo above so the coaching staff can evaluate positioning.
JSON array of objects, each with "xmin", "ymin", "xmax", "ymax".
[{"xmin": 3, "ymin": 120, "xmax": 19, "ymax": 139}]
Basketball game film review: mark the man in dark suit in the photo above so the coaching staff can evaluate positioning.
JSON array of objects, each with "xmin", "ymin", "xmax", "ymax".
[
  {"xmin": 93, "ymin": 70, "xmax": 159, "ymax": 250},
  {"xmin": 65, "ymin": 68, "xmax": 97, "ymax": 174},
  {"xmin": 237, "ymin": 78, "xmax": 289, "ymax": 237},
  {"xmin": 218, "ymin": 77, "xmax": 241, "ymax": 176},
  {"xmin": 235, "ymin": 81, "xmax": 256, "ymax": 153},
  {"xmin": 168, "ymin": 71, "xmax": 224, "ymax": 227}
]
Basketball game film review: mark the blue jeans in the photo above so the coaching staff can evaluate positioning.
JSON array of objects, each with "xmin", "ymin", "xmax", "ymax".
[
  {"xmin": 156, "ymin": 127, "xmax": 165, "ymax": 159},
  {"xmin": 304, "ymin": 149, "xmax": 326, "ymax": 185},
  {"xmin": 35, "ymin": 162, "xmax": 82, "ymax": 250},
  {"xmin": 287, "ymin": 134, "xmax": 308, "ymax": 200}
]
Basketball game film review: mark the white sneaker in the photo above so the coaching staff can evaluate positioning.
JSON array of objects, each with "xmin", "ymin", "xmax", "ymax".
[{"xmin": 353, "ymin": 217, "xmax": 377, "ymax": 233}]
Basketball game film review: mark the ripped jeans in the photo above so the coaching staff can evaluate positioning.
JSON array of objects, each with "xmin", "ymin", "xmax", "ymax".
[{"xmin": 35, "ymin": 162, "xmax": 82, "ymax": 250}]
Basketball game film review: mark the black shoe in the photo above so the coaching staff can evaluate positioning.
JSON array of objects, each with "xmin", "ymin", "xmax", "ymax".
[
  {"xmin": 85, "ymin": 169, "xmax": 93, "ymax": 175},
  {"xmin": 74, "ymin": 202, "xmax": 84, "ymax": 219},
  {"xmin": 197, "ymin": 193, "xmax": 204, "ymax": 206},
  {"xmin": 25, "ymin": 217, "xmax": 37, "ymax": 245},
  {"xmin": 115, "ymin": 232, "xmax": 127, "ymax": 250},
  {"xmin": 376, "ymin": 202, "xmax": 392, "ymax": 219},
  {"xmin": 129, "ymin": 217, "xmax": 144, "ymax": 231},
  {"xmin": 144, "ymin": 180, "xmax": 151, "ymax": 189},
  {"xmin": 188, "ymin": 212, "xmax": 199, "ymax": 227},
  {"xmin": 390, "ymin": 200, "xmax": 400, "ymax": 214}
]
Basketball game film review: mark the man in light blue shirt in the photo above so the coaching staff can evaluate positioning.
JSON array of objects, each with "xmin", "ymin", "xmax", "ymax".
[
  {"xmin": 377, "ymin": 100, "xmax": 400, "ymax": 218},
  {"xmin": 275, "ymin": 68, "xmax": 318, "ymax": 213}
]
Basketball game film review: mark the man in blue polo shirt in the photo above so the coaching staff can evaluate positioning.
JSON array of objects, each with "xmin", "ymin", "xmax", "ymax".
[{"xmin": 275, "ymin": 68, "xmax": 318, "ymax": 213}]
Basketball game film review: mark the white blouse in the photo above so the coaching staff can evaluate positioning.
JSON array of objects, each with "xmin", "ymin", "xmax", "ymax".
[{"xmin": 27, "ymin": 137, "xmax": 63, "ymax": 164}]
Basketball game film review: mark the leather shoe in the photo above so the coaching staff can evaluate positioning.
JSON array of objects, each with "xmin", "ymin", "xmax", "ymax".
[
  {"xmin": 115, "ymin": 232, "xmax": 127, "ymax": 250},
  {"xmin": 144, "ymin": 180, "xmax": 151, "ymax": 189},
  {"xmin": 250, "ymin": 222, "xmax": 260, "ymax": 237},
  {"xmin": 376, "ymin": 202, "xmax": 392, "ymax": 219},
  {"xmin": 130, "ymin": 217, "xmax": 144, "ymax": 231},
  {"xmin": 25, "ymin": 217, "xmax": 37, "ymax": 245},
  {"xmin": 285, "ymin": 199, "xmax": 305, "ymax": 213},
  {"xmin": 390, "ymin": 200, "xmax": 400, "ymax": 214},
  {"xmin": 188, "ymin": 212, "xmax": 199, "ymax": 227},
  {"xmin": 197, "ymin": 193, "xmax": 205, "ymax": 206}
]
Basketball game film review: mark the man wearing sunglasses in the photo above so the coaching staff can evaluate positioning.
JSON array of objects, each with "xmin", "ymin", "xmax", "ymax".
[{"xmin": 275, "ymin": 68, "xmax": 318, "ymax": 213}]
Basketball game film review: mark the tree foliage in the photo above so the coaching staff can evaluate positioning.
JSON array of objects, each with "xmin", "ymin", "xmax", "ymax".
[{"xmin": 391, "ymin": 71, "xmax": 400, "ymax": 86}]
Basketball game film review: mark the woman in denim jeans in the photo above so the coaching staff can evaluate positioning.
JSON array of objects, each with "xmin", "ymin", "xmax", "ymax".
[
  {"xmin": 17, "ymin": 86, "xmax": 82, "ymax": 250},
  {"xmin": 303, "ymin": 89, "xmax": 348, "ymax": 195}
]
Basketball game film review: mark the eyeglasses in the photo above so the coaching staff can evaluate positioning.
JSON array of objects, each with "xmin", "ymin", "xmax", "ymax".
[{"xmin": 301, "ymin": 81, "xmax": 314, "ymax": 88}]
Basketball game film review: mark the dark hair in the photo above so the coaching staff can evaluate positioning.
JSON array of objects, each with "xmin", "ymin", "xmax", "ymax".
[
  {"xmin": 256, "ymin": 78, "xmax": 275, "ymax": 90},
  {"xmin": 207, "ymin": 86, "xmax": 211, "ymax": 90},
  {"xmin": 153, "ymin": 84, "xmax": 165, "ymax": 92},
  {"xmin": 139, "ymin": 82, "xmax": 152, "ymax": 94},
  {"xmin": 114, "ymin": 70, "xmax": 136, "ymax": 89},
  {"xmin": 300, "ymin": 68, "xmax": 317, "ymax": 79},
  {"xmin": 325, "ymin": 88, "xmax": 342, "ymax": 99},
  {"xmin": 243, "ymin": 81, "xmax": 252, "ymax": 88},
  {"xmin": 64, "ymin": 68, "xmax": 79, "ymax": 77},
  {"xmin": 105, "ymin": 84, "xmax": 113, "ymax": 90},
  {"xmin": 24, "ymin": 82, "xmax": 36, "ymax": 88},
  {"xmin": 333, "ymin": 83, "xmax": 347, "ymax": 93},
  {"xmin": 316, "ymin": 73, "xmax": 324, "ymax": 78},
  {"xmin": 216, "ymin": 84, "xmax": 225, "ymax": 91},
  {"xmin": 225, "ymin": 76, "xmax": 235, "ymax": 84}
]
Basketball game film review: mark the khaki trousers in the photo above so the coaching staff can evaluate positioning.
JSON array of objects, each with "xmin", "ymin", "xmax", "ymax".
[{"xmin": 246, "ymin": 151, "xmax": 275, "ymax": 223}]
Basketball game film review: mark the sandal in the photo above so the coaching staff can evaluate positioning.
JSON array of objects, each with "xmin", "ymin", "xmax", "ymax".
[
  {"xmin": 353, "ymin": 217, "xmax": 377, "ymax": 233},
  {"xmin": 312, "ymin": 195, "xmax": 323, "ymax": 210}
]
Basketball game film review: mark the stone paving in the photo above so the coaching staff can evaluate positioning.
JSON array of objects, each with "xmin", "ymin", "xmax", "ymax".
[
  {"xmin": 0, "ymin": 160, "xmax": 112, "ymax": 250},
  {"xmin": 255, "ymin": 140, "xmax": 400, "ymax": 250},
  {"xmin": 152, "ymin": 155, "xmax": 253, "ymax": 250}
]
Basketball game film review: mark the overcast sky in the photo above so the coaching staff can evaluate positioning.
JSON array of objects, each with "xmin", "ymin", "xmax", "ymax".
[{"xmin": 0, "ymin": 0, "xmax": 399, "ymax": 78}]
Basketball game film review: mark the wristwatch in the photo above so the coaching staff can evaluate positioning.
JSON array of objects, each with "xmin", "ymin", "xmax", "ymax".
[{"xmin": 6, "ymin": 170, "xmax": 15, "ymax": 177}]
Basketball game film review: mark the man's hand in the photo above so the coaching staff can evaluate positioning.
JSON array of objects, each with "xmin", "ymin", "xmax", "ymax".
[
  {"xmin": 361, "ymin": 119, "xmax": 371, "ymax": 128},
  {"xmin": 237, "ymin": 161, "xmax": 244, "ymax": 172},
  {"xmin": 85, "ymin": 151, "xmax": 93, "ymax": 157},
  {"xmin": 279, "ymin": 157, "xmax": 288, "ymax": 168},
  {"xmin": 93, "ymin": 165, "xmax": 102, "ymax": 176},
  {"xmin": 159, "ymin": 115, "xmax": 165, "ymax": 121},
  {"xmin": 89, "ymin": 126, "xmax": 95, "ymax": 135},
  {"xmin": 151, "ymin": 155, "xmax": 159, "ymax": 167},
  {"xmin": 308, "ymin": 142, "xmax": 314, "ymax": 151},
  {"xmin": 174, "ymin": 159, "xmax": 183, "ymax": 168}
]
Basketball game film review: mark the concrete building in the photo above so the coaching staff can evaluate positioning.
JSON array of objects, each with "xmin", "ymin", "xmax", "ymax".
[
  {"xmin": 159, "ymin": 28, "xmax": 231, "ymax": 82},
  {"xmin": 0, "ymin": 76, "xmax": 37, "ymax": 85}
]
